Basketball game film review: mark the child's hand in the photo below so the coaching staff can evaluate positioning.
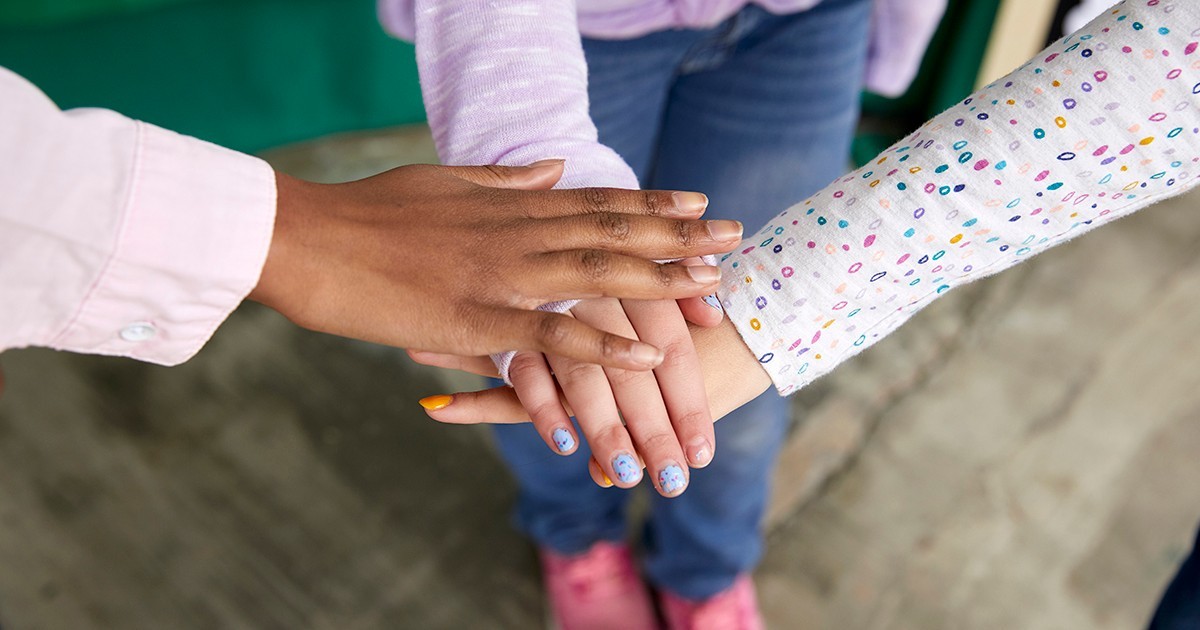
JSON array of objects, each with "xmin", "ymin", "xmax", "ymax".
[
  {"xmin": 518, "ymin": 296, "xmax": 716, "ymax": 497},
  {"xmin": 417, "ymin": 316, "xmax": 773, "ymax": 493},
  {"xmin": 413, "ymin": 280, "xmax": 734, "ymax": 498}
]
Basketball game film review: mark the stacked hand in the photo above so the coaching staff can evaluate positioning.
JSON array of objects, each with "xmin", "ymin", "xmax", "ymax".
[
  {"xmin": 250, "ymin": 160, "xmax": 746, "ymax": 369},
  {"xmin": 413, "ymin": 310, "xmax": 773, "ymax": 497},
  {"xmin": 253, "ymin": 159, "xmax": 768, "ymax": 499},
  {"xmin": 4, "ymin": 161, "xmax": 744, "ymax": 409}
]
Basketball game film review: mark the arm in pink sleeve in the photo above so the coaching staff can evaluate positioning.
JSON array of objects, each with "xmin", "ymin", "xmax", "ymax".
[
  {"xmin": 0, "ymin": 67, "xmax": 276, "ymax": 365},
  {"xmin": 411, "ymin": 0, "xmax": 642, "ymax": 380}
]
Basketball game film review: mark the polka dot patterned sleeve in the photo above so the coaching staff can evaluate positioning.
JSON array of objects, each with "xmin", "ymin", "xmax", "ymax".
[{"xmin": 719, "ymin": 0, "xmax": 1200, "ymax": 396}]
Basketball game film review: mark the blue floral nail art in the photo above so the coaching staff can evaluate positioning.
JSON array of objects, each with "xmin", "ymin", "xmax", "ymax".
[
  {"xmin": 703, "ymin": 294, "xmax": 723, "ymax": 312},
  {"xmin": 658, "ymin": 464, "xmax": 686, "ymax": 495},
  {"xmin": 552, "ymin": 428, "xmax": 575, "ymax": 453},
  {"xmin": 612, "ymin": 453, "xmax": 641, "ymax": 484}
]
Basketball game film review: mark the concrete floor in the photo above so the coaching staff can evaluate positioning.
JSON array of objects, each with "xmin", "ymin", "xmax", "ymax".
[{"xmin": 1, "ymin": 126, "xmax": 1198, "ymax": 629}]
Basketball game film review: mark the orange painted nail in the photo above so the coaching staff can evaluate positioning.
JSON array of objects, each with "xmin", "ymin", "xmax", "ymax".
[
  {"xmin": 590, "ymin": 458, "xmax": 614, "ymax": 487},
  {"xmin": 418, "ymin": 395, "xmax": 453, "ymax": 411}
]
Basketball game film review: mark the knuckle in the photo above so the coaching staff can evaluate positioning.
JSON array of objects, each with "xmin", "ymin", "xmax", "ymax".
[
  {"xmin": 674, "ymin": 218, "xmax": 700, "ymax": 248},
  {"xmin": 528, "ymin": 401, "xmax": 565, "ymax": 424},
  {"xmin": 638, "ymin": 432, "xmax": 678, "ymax": 454},
  {"xmin": 598, "ymin": 332, "xmax": 626, "ymax": 362},
  {"xmin": 508, "ymin": 352, "xmax": 544, "ymax": 381},
  {"xmin": 559, "ymin": 359, "xmax": 601, "ymax": 385},
  {"xmin": 595, "ymin": 423, "xmax": 631, "ymax": 448},
  {"xmin": 653, "ymin": 263, "xmax": 676, "ymax": 288},
  {"xmin": 604, "ymin": 366, "xmax": 643, "ymax": 388},
  {"xmin": 479, "ymin": 164, "xmax": 510, "ymax": 186},
  {"xmin": 641, "ymin": 191, "xmax": 669, "ymax": 217},
  {"xmin": 673, "ymin": 409, "xmax": 711, "ymax": 431},
  {"xmin": 534, "ymin": 315, "xmax": 571, "ymax": 350},
  {"xmin": 579, "ymin": 187, "xmax": 614, "ymax": 213},
  {"xmin": 657, "ymin": 337, "xmax": 696, "ymax": 370},
  {"xmin": 579, "ymin": 250, "xmax": 613, "ymax": 282},
  {"xmin": 595, "ymin": 212, "xmax": 633, "ymax": 242}
]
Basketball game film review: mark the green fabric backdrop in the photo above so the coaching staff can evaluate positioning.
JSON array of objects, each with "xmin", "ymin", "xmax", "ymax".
[
  {"xmin": 0, "ymin": 0, "xmax": 997, "ymax": 161},
  {"xmin": 0, "ymin": 0, "xmax": 425, "ymax": 153},
  {"xmin": 0, "ymin": 0, "xmax": 196, "ymax": 27}
]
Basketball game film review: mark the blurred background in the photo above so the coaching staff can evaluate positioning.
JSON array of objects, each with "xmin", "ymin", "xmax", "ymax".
[{"xmin": 2, "ymin": 0, "xmax": 1199, "ymax": 627}]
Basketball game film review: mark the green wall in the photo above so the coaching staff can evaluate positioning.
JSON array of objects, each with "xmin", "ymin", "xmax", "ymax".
[{"xmin": 0, "ymin": 0, "xmax": 426, "ymax": 153}]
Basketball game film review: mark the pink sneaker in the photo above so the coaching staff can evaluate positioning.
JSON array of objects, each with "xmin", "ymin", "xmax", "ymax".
[
  {"xmin": 538, "ymin": 542, "xmax": 659, "ymax": 630},
  {"xmin": 659, "ymin": 575, "xmax": 765, "ymax": 630}
]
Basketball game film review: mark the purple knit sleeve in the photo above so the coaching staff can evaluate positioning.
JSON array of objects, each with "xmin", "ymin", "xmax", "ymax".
[{"xmin": 411, "ymin": 0, "xmax": 642, "ymax": 382}]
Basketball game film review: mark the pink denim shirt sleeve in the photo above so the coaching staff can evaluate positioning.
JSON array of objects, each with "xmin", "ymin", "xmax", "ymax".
[{"xmin": 0, "ymin": 66, "xmax": 277, "ymax": 365}]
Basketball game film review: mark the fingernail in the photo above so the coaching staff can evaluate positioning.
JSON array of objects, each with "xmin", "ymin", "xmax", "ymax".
[
  {"xmin": 529, "ymin": 158, "xmax": 566, "ymax": 168},
  {"xmin": 707, "ymin": 220, "xmax": 743, "ymax": 241},
  {"xmin": 658, "ymin": 463, "xmax": 688, "ymax": 496},
  {"xmin": 687, "ymin": 265, "xmax": 721, "ymax": 284},
  {"xmin": 552, "ymin": 428, "xmax": 576, "ymax": 454},
  {"xmin": 687, "ymin": 437, "xmax": 713, "ymax": 467},
  {"xmin": 629, "ymin": 343, "xmax": 664, "ymax": 368},
  {"xmin": 591, "ymin": 458, "xmax": 615, "ymax": 487},
  {"xmin": 703, "ymin": 294, "xmax": 724, "ymax": 313},
  {"xmin": 418, "ymin": 394, "xmax": 453, "ymax": 411},
  {"xmin": 612, "ymin": 453, "xmax": 642, "ymax": 485},
  {"xmin": 672, "ymin": 191, "xmax": 709, "ymax": 212}
]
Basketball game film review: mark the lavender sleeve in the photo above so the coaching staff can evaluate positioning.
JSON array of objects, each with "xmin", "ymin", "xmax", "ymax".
[{"xmin": 410, "ymin": 0, "xmax": 641, "ymax": 380}]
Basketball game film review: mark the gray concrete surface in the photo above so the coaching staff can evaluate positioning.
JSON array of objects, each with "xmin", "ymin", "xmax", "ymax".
[{"xmin": 0, "ymin": 126, "xmax": 1197, "ymax": 629}]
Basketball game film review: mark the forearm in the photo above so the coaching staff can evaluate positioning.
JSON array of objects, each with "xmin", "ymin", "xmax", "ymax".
[{"xmin": 719, "ymin": 0, "xmax": 1200, "ymax": 395}]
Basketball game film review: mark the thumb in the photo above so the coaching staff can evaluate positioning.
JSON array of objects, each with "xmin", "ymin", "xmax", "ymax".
[{"xmin": 443, "ymin": 159, "xmax": 566, "ymax": 191}]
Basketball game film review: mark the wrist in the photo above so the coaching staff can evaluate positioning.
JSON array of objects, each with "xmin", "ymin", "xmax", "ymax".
[
  {"xmin": 248, "ymin": 171, "xmax": 318, "ymax": 316},
  {"xmin": 692, "ymin": 315, "xmax": 772, "ymax": 419}
]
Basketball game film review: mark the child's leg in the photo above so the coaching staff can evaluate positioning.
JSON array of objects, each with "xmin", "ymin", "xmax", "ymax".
[
  {"xmin": 493, "ymin": 421, "xmax": 630, "ymax": 552},
  {"xmin": 642, "ymin": 0, "xmax": 874, "ymax": 599},
  {"xmin": 644, "ymin": 391, "xmax": 790, "ymax": 598},
  {"xmin": 489, "ymin": 26, "xmax": 703, "ymax": 553}
]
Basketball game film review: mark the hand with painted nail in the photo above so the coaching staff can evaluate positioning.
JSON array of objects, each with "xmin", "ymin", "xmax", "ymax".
[
  {"xmin": 415, "ymin": 317, "xmax": 771, "ymax": 494},
  {"xmin": 249, "ymin": 160, "xmax": 742, "ymax": 369},
  {"xmin": 413, "ymin": 260, "xmax": 738, "ymax": 498}
]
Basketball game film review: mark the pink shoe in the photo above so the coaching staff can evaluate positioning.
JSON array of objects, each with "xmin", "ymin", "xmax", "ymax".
[
  {"xmin": 659, "ymin": 575, "xmax": 765, "ymax": 630},
  {"xmin": 538, "ymin": 542, "xmax": 659, "ymax": 630}
]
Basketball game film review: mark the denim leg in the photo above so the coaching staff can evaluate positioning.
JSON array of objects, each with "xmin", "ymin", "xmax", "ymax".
[
  {"xmin": 488, "ymin": 28, "xmax": 702, "ymax": 555},
  {"xmin": 493, "ymin": 421, "xmax": 629, "ymax": 554},
  {"xmin": 652, "ymin": 0, "xmax": 873, "ymax": 230},
  {"xmin": 642, "ymin": 0, "xmax": 873, "ymax": 599},
  {"xmin": 1149, "ymin": 521, "xmax": 1200, "ymax": 629},
  {"xmin": 644, "ymin": 390, "xmax": 790, "ymax": 599},
  {"xmin": 582, "ymin": 27, "xmax": 704, "ymax": 179}
]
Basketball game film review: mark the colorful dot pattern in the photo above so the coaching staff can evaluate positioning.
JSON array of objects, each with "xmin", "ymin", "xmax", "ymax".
[{"xmin": 720, "ymin": 0, "xmax": 1200, "ymax": 395}]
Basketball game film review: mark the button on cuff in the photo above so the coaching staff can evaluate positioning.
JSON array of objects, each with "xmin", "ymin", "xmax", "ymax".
[{"xmin": 119, "ymin": 322, "xmax": 158, "ymax": 342}]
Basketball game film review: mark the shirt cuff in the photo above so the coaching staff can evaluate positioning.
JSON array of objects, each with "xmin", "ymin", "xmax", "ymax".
[{"xmin": 48, "ymin": 121, "xmax": 277, "ymax": 365}]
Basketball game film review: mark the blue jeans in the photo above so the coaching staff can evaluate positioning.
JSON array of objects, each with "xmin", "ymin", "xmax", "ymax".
[
  {"xmin": 492, "ymin": 0, "xmax": 873, "ymax": 600},
  {"xmin": 1150, "ymin": 523, "xmax": 1200, "ymax": 629}
]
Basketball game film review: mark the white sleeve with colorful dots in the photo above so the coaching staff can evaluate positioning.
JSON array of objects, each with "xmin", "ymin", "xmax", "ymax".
[{"xmin": 718, "ymin": 0, "xmax": 1200, "ymax": 396}]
